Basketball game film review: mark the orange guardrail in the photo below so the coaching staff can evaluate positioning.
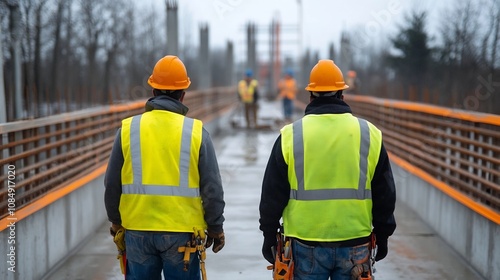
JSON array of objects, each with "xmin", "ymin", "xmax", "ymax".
[
  {"xmin": 343, "ymin": 94, "xmax": 500, "ymax": 224},
  {"xmin": 0, "ymin": 87, "xmax": 238, "ymax": 229}
]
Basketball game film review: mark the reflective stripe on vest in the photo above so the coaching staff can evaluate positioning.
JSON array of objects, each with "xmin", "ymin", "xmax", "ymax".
[
  {"xmin": 290, "ymin": 118, "xmax": 371, "ymax": 201},
  {"xmin": 122, "ymin": 115, "xmax": 199, "ymax": 197}
]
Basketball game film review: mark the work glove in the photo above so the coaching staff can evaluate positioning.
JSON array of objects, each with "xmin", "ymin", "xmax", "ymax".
[
  {"xmin": 109, "ymin": 223, "xmax": 123, "ymax": 237},
  {"xmin": 375, "ymin": 238, "xmax": 388, "ymax": 261},
  {"xmin": 109, "ymin": 224, "xmax": 126, "ymax": 275},
  {"xmin": 262, "ymin": 233, "xmax": 277, "ymax": 264},
  {"xmin": 205, "ymin": 230, "xmax": 225, "ymax": 253}
]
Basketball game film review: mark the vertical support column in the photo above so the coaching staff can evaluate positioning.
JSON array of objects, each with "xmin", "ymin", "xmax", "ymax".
[
  {"xmin": 312, "ymin": 51, "xmax": 319, "ymax": 69},
  {"xmin": 339, "ymin": 32, "xmax": 351, "ymax": 75},
  {"xmin": 225, "ymin": 41, "xmax": 234, "ymax": 86},
  {"xmin": 166, "ymin": 0, "xmax": 179, "ymax": 55},
  {"xmin": 198, "ymin": 24, "xmax": 211, "ymax": 89},
  {"xmin": 301, "ymin": 49, "xmax": 310, "ymax": 91},
  {"xmin": 246, "ymin": 22, "xmax": 257, "ymax": 78},
  {"xmin": 328, "ymin": 43, "xmax": 335, "ymax": 61},
  {"xmin": 268, "ymin": 20, "xmax": 275, "ymax": 99},
  {"xmin": 273, "ymin": 19, "xmax": 280, "ymax": 96}
]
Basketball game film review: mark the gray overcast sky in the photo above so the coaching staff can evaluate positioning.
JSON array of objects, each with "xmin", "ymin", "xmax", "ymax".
[{"xmin": 151, "ymin": 0, "xmax": 453, "ymax": 61}]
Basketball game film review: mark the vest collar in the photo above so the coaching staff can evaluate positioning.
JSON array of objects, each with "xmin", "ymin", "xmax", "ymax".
[
  {"xmin": 145, "ymin": 95, "xmax": 189, "ymax": 115},
  {"xmin": 305, "ymin": 96, "xmax": 352, "ymax": 115}
]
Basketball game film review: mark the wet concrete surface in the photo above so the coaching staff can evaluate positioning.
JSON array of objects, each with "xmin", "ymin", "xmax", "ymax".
[{"xmin": 42, "ymin": 101, "xmax": 485, "ymax": 280}]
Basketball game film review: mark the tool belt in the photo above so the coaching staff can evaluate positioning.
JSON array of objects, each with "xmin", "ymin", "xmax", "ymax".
[
  {"xmin": 351, "ymin": 233, "xmax": 376, "ymax": 280},
  {"xmin": 178, "ymin": 228, "xmax": 208, "ymax": 280},
  {"xmin": 267, "ymin": 228, "xmax": 294, "ymax": 280},
  {"xmin": 111, "ymin": 227, "xmax": 127, "ymax": 275}
]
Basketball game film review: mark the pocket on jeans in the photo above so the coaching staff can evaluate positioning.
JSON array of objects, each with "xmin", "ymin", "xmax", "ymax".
[
  {"xmin": 159, "ymin": 233, "xmax": 190, "ymax": 259},
  {"xmin": 125, "ymin": 231, "xmax": 150, "ymax": 264},
  {"xmin": 292, "ymin": 239, "xmax": 315, "ymax": 275}
]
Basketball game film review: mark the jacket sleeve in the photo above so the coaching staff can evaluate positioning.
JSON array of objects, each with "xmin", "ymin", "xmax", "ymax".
[
  {"xmin": 199, "ymin": 128, "xmax": 225, "ymax": 233},
  {"xmin": 259, "ymin": 136, "xmax": 290, "ymax": 236},
  {"xmin": 371, "ymin": 143, "xmax": 397, "ymax": 239},
  {"xmin": 104, "ymin": 129, "xmax": 123, "ymax": 225}
]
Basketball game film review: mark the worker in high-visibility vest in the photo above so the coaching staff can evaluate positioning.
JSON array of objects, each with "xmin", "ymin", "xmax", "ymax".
[
  {"xmin": 238, "ymin": 69, "xmax": 259, "ymax": 128},
  {"xmin": 345, "ymin": 70, "xmax": 360, "ymax": 94},
  {"xmin": 259, "ymin": 60, "xmax": 396, "ymax": 280},
  {"xmin": 277, "ymin": 68, "xmax": 298, "ymax": 123},
  {"xmin": 104, "ymin": 55, "xmax": 225, "ymax": 280}
]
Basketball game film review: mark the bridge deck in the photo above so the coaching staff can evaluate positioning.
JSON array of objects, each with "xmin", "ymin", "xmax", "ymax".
[{"xmin": 41, "ymin": 101, "xmax": 484, "ymax": 280}]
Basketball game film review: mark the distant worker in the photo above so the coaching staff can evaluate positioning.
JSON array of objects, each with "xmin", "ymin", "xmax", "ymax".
[
  {"xmin": 238, "ymin": 69, "xmax": 259, "ymax": 128},
  {"xmin": 277, "ymin": 68, "xmax": 298, "ymax": 123},
  {"xmin": 104, "ymin": 55, "xmax": 226, "ymax": 279},
  {"xmin": 259, "ymin": 60, "xmax": 396, "ymax": 279},
  {"xmin": 345, "ymin": 70, "xmax": 360, "ymax": 94}
]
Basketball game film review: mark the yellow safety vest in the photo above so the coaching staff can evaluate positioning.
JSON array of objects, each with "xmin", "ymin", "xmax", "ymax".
[
  {"xmin": 278, "ymin": 78, "xmax": 297, "ymax": 99},
  {"xmin": 119, "ymin": 110, "xmax": 206, "ymax": 232},
  {"xmin": 280, "ymin": 113, "xmax": 382, "ymax": 241},
  {"xmin": 238, "ymin": 79, "xmax": 258, "ymax": 103}
]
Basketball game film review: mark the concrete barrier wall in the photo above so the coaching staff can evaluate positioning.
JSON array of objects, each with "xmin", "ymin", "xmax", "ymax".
[
  {"xmin": 392, "ymin": 162, "xmax": 499, "ymax": 280},
  {"xmin": 0, "ymin": 175, "xmax": 107, "ymax": 280}
]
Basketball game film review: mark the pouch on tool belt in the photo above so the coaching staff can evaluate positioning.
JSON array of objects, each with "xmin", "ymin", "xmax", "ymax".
[
  {"xmin": 267, "ymin": 228, "xmax": 294, "ymax": 280},
  {"xmin": 113, "ymin": 228, "xmax": 127, "ymax": 275}
]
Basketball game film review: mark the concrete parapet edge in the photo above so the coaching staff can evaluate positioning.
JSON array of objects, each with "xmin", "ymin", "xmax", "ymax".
[
  {"xmin": 0, "ymin": 175, "xmax": 106, "ymax": 280},
  {"xmin": 392, "ymin": 161, "xmax": 498, "ymax": 280}
]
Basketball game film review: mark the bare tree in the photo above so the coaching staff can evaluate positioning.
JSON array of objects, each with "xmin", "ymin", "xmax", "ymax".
[
  {"xmin": 61, "ymin": 1, "xmax": 77, "ymax": 110},
  {"xmin": 49, "ymin": 0, "xmax": 64, "ymax": 110},
  {"xmin": 435, "ymin": 0, "xmax": 481, "ymax": 108},
  {"xmin": 20, "ymin": 0, "xmax": 33, "ymax": 116},
  {"xmin": 78, "ymin": 0, "xmax": 106, "ymax": 104},
  {"xmin": 102, "ymin": 0, "xmax": 131, "ymax": 104},
  {"xmin": 33, "ymin": 0, "xmax": 47, "ymax": 114}
]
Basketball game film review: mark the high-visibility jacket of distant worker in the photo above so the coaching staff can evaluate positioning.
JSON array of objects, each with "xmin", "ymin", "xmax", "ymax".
[
  {"xmin": 280, "ymin": 113, "xmax": 382, "ymax": 241},
  {"xmin": 278, "ymin": 78, "xmax": 297, "ymax": 100},
  {"xmin": 238, "ymin": 79, "xmax": 259, "ymax": 103},
  {"xmin": 119, "ymin": 110, "xmax": 206, "ymax": 232}
]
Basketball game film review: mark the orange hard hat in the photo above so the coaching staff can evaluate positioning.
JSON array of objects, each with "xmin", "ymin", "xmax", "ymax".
[
  {"xmin": 348, "ymin": 70, "xmax": 357, "ymax": 78},
  {"xmin": 305, "ymin": 60, "xmax": 349, "ymax": 92},
  {"xmin": 148, "ymin": 55, "xmax": 191, "ymax": 90}
]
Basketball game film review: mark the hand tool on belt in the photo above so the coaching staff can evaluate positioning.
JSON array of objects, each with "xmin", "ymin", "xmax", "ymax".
[
  {"xmin": 267, "ymin": 227, "xmax": 294, "ymax": 280},
  {"xmin": 352, "ymin": 233, "xmax": 376, "ymax": 280},
  {"xmin": 178, "ymin": 227, "xmax": 208, "ymax": 280}
]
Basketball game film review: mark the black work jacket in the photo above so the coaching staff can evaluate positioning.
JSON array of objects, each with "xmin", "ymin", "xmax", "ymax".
[{"xmin": 259, "ymin": 96, "xmax": 396, "ymax": 243}]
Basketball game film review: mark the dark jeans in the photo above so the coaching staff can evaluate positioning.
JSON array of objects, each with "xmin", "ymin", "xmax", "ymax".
[
  {"xmin": 283, "ymin": 98, "xmax": 294, "ymax": 120},
  {"xmin": 292, "ymin": 239, "xmax": 370, "ymax": 280},
  {"xmin": 125, "ymin": 230, "xmax": 200, "ymax": 280}
]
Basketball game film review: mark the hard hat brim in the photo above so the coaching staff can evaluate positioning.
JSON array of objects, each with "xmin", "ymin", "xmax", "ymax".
[
  {"xmin": 148, "ymin": 75, "xmax": 191, "ymax": 90},
  {"xmin": 305, "ymin": 84, "xmax": 349, "ymax": 92}
]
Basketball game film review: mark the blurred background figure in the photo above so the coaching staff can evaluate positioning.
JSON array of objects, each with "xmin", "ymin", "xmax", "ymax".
[
  {"xmin": 238, "ymin": 69, "xmax": 260, "ymax": 128},
  {"xmin": 277, "ymin": 68, "xmax": 298, "ymax": 123},
  {"xmin": 345, "ymin": 70, "xmax": 360, "ymax": 94}
]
